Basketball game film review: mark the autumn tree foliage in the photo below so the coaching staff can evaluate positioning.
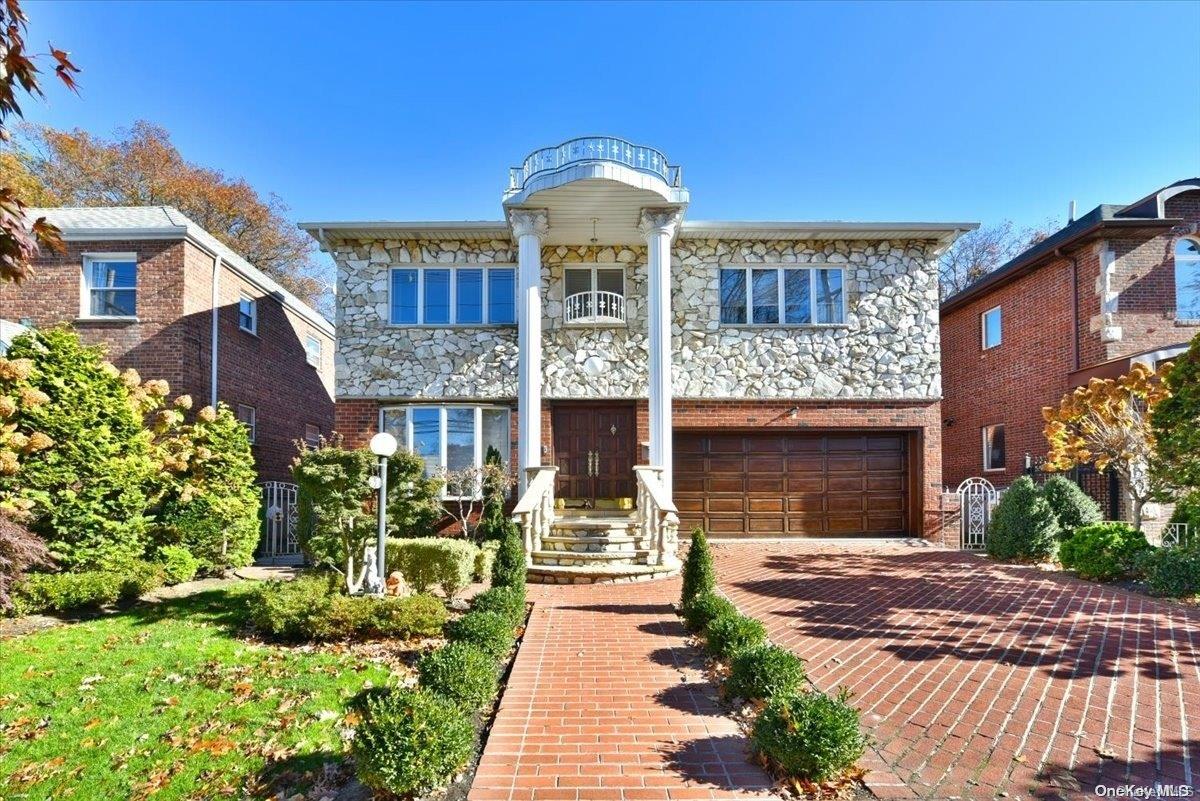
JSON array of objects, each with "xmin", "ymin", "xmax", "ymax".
[
  {"xmin": 5, "ymin": 120, "xmax": 328, "ymax": 306},
  {"xmin": 1043, "ymin": 363, "xmax": 1173, "ymax": 530},
  {"xmin": 0, "ymin": 0, "xmax": 79, "ymax": 283}
]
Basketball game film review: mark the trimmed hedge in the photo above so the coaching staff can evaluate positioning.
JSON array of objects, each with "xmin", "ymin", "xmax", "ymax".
[
  {"xmin": 725, "ymin": 645, "xmax": 807, "ymax": 702},
  {"xmin": 751, "ymin": 689, "xmax": 867, "ymax": 783},
  {"xmin": 1059, "ymin": 522, "xmax": 1150, "ymax": 581},
  {"xmin": 475, "ymin": 540, "xmax": 500, "ymax": 583},
  {"xmin": 445, "ymin": 610, "xmax": 515, "ymax": 659},
  {"xmin": 471, "ymin": 585, "xmax": 527, "ymax": 628},
  {"xmin": 987, "ymin": 477, "xmax": 1060, "ymax": 563},
  {"xmin": 12, "ymin": 560, "xmax": 165, "ymax": 615},
  {"xmin": 386, "ymin": 538, "xmax": 478, "ymax": 598},
  {"xmin": 680, "ymin": 526, "xmax": 715, "ymax": 606},
  {"xmin": 681, "ymin": 592, "xmax": 736, "ymax": 633},
  {"xmin": 248, "ymin": 576, "xmax": 448, "ymax": 641},
  {"xmin": 417, "ymin": 642, "xmax": 500, "ymax": 711},
  {"xmin": 1137, "ymin": 546, "xmax": 1200, "ymax": 599},
  {"xmin": 351, "ymin": 687, "xmax": 474, "ymax": 796},
  {"xmin": 705, "ymin": 612, "xmax": 767, "ymax": 658}
]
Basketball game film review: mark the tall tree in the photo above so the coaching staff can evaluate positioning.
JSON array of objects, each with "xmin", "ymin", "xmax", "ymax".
[
  {"xmin": 0, "ymin": 0, "xmax": 79, "ymax": 283},
  {"xmin": 8, "ymin": 121, "xmax": 328, "ymax": 306},
  {"xmin": 939, "ymin": 219, "xmax": 1058, "ymax": 297},
  {"xmin": 1150, "ymin": 333, "xmax": 1200, "ymax": 493}
]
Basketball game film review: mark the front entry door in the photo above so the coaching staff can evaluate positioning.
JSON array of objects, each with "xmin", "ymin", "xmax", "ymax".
[{"xmin": 552, "ymin": 404, "xmax": 636, "ymax": 505}]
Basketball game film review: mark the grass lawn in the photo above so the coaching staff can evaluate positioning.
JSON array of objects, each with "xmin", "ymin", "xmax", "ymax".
[{"xmin": 0, "ymin": 584, "xmax": 398, "ymax": 800}]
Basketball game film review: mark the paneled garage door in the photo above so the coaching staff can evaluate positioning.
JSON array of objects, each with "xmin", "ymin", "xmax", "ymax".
[{"xmin": 674, "ymin": 431, "xmax": 911, "ymax": 537}]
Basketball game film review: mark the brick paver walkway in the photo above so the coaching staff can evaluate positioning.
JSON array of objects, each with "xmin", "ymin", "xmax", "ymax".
[
  {"xmin": 714, "ymin": 541, "xmax": 1200, "ymax": 799},
  {"xmin": 470, "ymin": 579, "xmax": 778, "ymax": 801}
]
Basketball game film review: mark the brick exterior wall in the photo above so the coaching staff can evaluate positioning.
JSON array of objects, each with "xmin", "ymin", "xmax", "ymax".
[{"xmin": 0, "ymin": 235, "xmax": 334, "ymax": 484}]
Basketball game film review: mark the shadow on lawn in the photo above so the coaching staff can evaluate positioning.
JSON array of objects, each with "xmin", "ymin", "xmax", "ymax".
[
  {"xmin": 118, "ymin": 587, "xmax": 253, "ymax": 634},
  {"xmin": 252, "ymin": 751, "xmax": 371, "ymax": 801}
]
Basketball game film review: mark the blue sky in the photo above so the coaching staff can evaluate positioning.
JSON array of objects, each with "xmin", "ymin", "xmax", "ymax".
[{"xmin": 21, "ymin": 1, "xmax": 1200, "ymax": 238}]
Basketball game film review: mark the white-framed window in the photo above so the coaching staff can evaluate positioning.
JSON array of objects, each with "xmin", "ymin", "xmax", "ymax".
[
  {"xmin": 236, "ymin": 404, "xmax": 257, "ymax": 443},
  {"xmin": 982, "ymin": 424, "xmax": 1005, "ymax": 472},
  {"xmin": 1175, "ymin": 238, "xmax": 1200, "ymax": 322},
  {"xmin": 81, "ymin": 254, "xmax": 137, "ymax": 318},
  {"xmin": 379, "ymin": 405, "xmax": 511, "ymax": 498},
  {"xmin": 305, "ymin": 334, "xmax": 322, "ymax": 367},
  {"xmin": 719, "ymin": 266, "xmax": 846, "ymax": 325},
  {"xmin": 388, "ymin": 266, "xmax": 517, "ymax": 326},
  {"xmin": 304, "ymin": 423, "xmax": 321, "ymax": 446},
  {"xmin": 564, "ymin": 265, "xmax": 626, "ymax": 322},
  {"xmin": 981, "ymin": 306, "xmax": 1002, "ymax": 350},
  {"xmin": 238, "ymin": 295, "xmax": 257, "ymax": 334}
]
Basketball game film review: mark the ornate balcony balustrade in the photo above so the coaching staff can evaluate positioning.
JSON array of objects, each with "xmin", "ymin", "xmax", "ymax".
[
  {"xmin": 564, "ymin": 290, "xmax": 625, "ymax": 325},
  {"xmin": 508, "ymin": 136, "xmax": 682, "ymax": 192}
]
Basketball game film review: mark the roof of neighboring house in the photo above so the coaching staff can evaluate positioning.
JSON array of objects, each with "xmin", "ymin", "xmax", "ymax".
[
  {"xmin": 29, "ymin": 206, "xmax": 334, "ymax": 336},
  {"xmin": 940, "ymin": 178, "xmax": 1200, "ymax": 315}
]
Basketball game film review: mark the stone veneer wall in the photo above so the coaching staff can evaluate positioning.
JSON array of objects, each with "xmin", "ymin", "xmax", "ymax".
[{"xmin": 333, "ymin": 237, "xmax": 942, "ymax": 401}]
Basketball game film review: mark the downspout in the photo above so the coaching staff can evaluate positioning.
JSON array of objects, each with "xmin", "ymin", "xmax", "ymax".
[
  {"xmin": 1056, "ymin": 247, "xmax": 1081, "ymax": 372},
  {"xmin": 210, "ymin": 253, "xmax": 221, "ymax": 407}
]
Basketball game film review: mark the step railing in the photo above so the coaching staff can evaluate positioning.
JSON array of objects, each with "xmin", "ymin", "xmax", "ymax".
[
  {"xmin": 513, "ymin": 466, "xmax": 558, "ymax": 566},
  {"xmin": 634, "ymin": 466, "xmax": 680, "ymax": 568}
]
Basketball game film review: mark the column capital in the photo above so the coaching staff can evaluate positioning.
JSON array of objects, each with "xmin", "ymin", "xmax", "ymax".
[
  {"xmin": 508, "ymin": 209, "xmax": 549, "ymax": 239},
  {"xmin": 638, "ymin": 208, "xmax": 683, "ymax": 239}
]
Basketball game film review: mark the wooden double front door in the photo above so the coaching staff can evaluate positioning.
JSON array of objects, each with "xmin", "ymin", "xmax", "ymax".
[{"xmin": 552, "ymin": 403, "xmax": 637, "ymax": 504}]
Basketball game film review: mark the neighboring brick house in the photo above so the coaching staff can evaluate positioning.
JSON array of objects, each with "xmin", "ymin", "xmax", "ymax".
[
  {"xmin": 0, "ymin": 206, "xmax": 335, "ymax": 482},
  {"xmin": 941, "ymin": 178, "xmax": 1200, "ymax": 524},
  {"xmin": 302, "ymin": 136, "xmax": 975, "ymax": 581}
]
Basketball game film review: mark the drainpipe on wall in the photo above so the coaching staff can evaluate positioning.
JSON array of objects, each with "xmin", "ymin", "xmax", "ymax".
[
  {"xmin": 1056, "ymin": 247, "xmax": 1081, "ymax": 371},
  {"xmin": 210, "ymin": 253, "xmax": 221, "ymax": 407}
]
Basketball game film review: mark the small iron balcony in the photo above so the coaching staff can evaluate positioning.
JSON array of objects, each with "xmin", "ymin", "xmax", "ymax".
[{"xmin": 564, "ymin": 290, "xmax": 626, "ymax": 325}]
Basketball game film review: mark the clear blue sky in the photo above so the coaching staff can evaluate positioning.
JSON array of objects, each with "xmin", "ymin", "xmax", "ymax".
[{"xmin": 22, "ymin": 1, "xmax": 1200, "ymax": 237}]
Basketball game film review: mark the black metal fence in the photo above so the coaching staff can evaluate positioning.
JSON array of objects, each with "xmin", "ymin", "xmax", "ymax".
[{"xmin": 1024, "ymin": 455, "xmax": 1122, "ymax": 521}]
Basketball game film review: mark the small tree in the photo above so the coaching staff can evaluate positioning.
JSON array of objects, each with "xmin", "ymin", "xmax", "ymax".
[
  {"xmin": 1042, "ymin": 476, "xmax": 1102, "ymax": 540},
  {"xmin": 472, "ymin": 446, "xmax": 516, "ymax": 544},
  {"xmin": 987, "ymin": 477, "xmax": 1060, "ymax": 562},
  {"xmin": 387, "ymin": 450, "xmax": 444, "ymax": 539},
  {"xmin": 1043, "ymin": 363, "xmax": 1172, "ymax": 531},
  {"xmin": 680, "ymin": 527, "xmax": 715, "ymax": 606},
  {"xmin": 1151, "ymin": 333, "xmax": 1200, "ymax": 494}
]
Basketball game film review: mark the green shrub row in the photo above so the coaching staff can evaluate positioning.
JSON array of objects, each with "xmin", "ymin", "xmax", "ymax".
[
  {"xmin": 679, "ymin": 528, "xmax": 866, "ymax": 785},
  {"xmin": 248, "ymin": 575, "xmax": 448, "ymax": 641},
  {"xmin": 987, "ymin": 476, "xmax": 1105, "ymax": 563},
  {"xmin": 1137, "ymin": 546, "xmax": 1200, "ymax": 599},
  {"xmin": 10, "ymin": 556, "xmax": 198, "ymax": 615},
  {"xmin": 386, "ymin": 537, "xmax": 478, "ymax": 598},
  {"xmin": 1059, "ymin": 522, "xmax": 1151, "ymax": 581}
]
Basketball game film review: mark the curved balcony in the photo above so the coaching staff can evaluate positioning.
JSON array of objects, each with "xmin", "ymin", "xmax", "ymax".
[
  {"xmin": 509, "ymin": 136, "xmax": 682, "ymax": 192},
  {"xmin": 564, "ymin": 290, "xmax": 625, "ymax": 325}
]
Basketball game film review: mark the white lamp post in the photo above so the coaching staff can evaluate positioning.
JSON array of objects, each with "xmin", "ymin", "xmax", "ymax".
[{"xmin": 368, "ymin": 432, "xmax": 398, "ymax": 595}]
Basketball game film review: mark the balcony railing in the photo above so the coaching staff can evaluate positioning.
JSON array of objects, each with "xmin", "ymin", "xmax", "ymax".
[
  {"xmin": 564, "ymin": 290, "xmax": 625, "ymax": 325},
  {"xmin": 508, "ymin": 136, "xmax": 682, "ymax": 191}
]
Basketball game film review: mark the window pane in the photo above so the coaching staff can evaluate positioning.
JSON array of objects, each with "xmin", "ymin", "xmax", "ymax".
[
  {"xmin": 481, "ymin": 408, "xmax": 509, "ymax": 469},
  {"xmin": 596, "ymin": 268, "xmax": 624, "ymax": 296},
  {"xmin": 457, "ymin": 269, "xmax": 483, "ymax": 324},
  {"xmin": 306, "ymin": 336, "xmax": 321, "ymax": 365},
  {"xmin": 445, "ymin": 408, "xmax": 476, "ymax": 494},
  {"xmin": 381, "ymin": 408, "xmax": 407, "ymax": 442},
  {"xmin": 984, "ymin": 426, "xmax": 1005, "ymax": 470},
  {"xmin": 391, "ymin": 269, "xmax": 418, "ymax": 324},
  {"xmin": 983, "ymin": 308, "xmax": 1002, "ymax": 348},
  {"xmin": 91, "ymin": 289, "xmax": 136, "ymax": 317},
  {"xmin": 564, "ymin": 268, "xmax": 592, "ymax": 318},
  {"xmin": 487, "ymin": 268, "xmax": 515, "ymax": 324},
  {"xmin": 1175, "ymin": 248, "xmax": 1200, "ymax": 320},
  {"xmin": 424, "ymin": 269, "xmax": 451, "ymax": 324},
  {"xmin": 815, "ymin": 269, "xmax": 844, "ymax": 324},
  {"xmin": 751, "ymin": 269, "xmax": 779, "ymax": 324},
  {"xmin": 1177, "ymin": 239, "xmax": 1200, "ymax": 258},
  {"xmin": 720, "ymin": 269, "xmax": 746, "ymax": 324},
  {"xmin": 411, "ymin": 408, "xmax": 441, "ymax": 477},
  {"xmin": 91, "ymin": 261, "xmax": 136, "ymax": 288},
  {"xmin": 784, "ymin": 270, "xmax": 812, "ymax": 324}
]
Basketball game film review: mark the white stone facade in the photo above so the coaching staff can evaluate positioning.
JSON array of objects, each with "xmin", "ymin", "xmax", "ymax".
[{"xmin": 333, "ymin": 237, "xmax": 942, "ymax": 401}]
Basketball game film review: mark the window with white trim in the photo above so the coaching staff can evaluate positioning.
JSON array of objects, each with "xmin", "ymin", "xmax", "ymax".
[
  {"xmin": 305, "ymin": 335, "xmax": 322, "ymax": 367},
  {"xmin": 82, "ymin": 254, "xmax": 137, "ymax": 318},
  {"xmin": 719, "ymin": 266, "xmax": 845, "ymax": 325},
  {"xmin": 564, "ymin": 266, "xmax": 625, "ymax": 322},
  {"xmin": 1175, "ymin": 238, "xmax": 1200, "ymax": 321},
  {"xmin": 982, "ymin": 424, "xmax": 1005, "ymax": 472},
  {"xmin": 981, "ymin": 306, "xmax": 1002, "ymax": 350},
  {"xmin": 238, "ymin": 295, "xmax": 257, "ymax": 334},
  {"xmin": 379, "ymin": 405, "xmax": 511, "ymax": 497},
  {"xmin": 304, "ymin": 423, "xmax": 321, "ymax": 446},
  {"xmin": 389, "ymin": 267, "xmax": 516, "ymax": 325},
  {"xmin": 236, "ymin": 404, "xmax": 257, "ymax": 443}
]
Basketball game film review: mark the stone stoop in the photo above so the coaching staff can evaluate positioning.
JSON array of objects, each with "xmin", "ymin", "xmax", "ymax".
[{"xmin": 527, "ymin": 509, "xmax": 680, "ymax": 584}]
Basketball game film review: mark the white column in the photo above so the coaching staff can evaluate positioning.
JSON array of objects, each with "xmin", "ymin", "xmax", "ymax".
[
  {"xmin": 639, "ymin": 209, "xmax": 682, "ymax": 495},
  {"xmin": 509, "ymin": 209, "xmax": 549, "ymax": 492}
]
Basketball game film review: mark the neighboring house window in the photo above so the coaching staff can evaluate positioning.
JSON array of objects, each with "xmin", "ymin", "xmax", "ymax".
[
  {"xmin": 82, "ymin": 255, "xmax": 137, "ymax": 317},
  {"xmin": 238, "ymin": 295, "xmax": 257, "ymax": 334},
  {"xmin": 236, "ymin": 404, "xmax": 257, "ymax": 443},
  {"xmin": 718, "ymin": 266, "xmax": 845, "ymax": 325},
  {"xmin": 564, "ymin": 266, "xmax": 625, "ymax": 322},
  {"xmin": 1175, "ymin": 238, "xmax": 1200, "ymax": 321},
  {"xmin": 389, "ymin": 267, "xmax": 517, "ymax": 325},
  {"xmin": 981, "ymin": 306, "xmax": 1002, "ymax": 350},
  {"xmin": 982, "ymin": 424, "xmax": 1005, "ymax": 472},
  {"xmin": 379, "ymin": 405, "xmax": 511, "ymax": 497},
  {"xmin": 304, "ymin": 423, "xmax": 321, "ymax": 446},
  {"xmin": 305, "ymin": 335, "xmax": 322, "ymax": 367}
]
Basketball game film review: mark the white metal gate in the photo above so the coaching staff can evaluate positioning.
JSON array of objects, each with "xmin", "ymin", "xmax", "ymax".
[
  {"xmin": 957, "ymin": 477, "xmax": 998, "ymax": 551},
  {"xmin": 258, "ymin": 481, "xmax": 302, "ymax": 564}
]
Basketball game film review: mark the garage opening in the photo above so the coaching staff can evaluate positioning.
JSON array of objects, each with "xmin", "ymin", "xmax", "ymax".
[{"xmin": 673, "ymin": 430, "xmax": 912, "ymax": 537}]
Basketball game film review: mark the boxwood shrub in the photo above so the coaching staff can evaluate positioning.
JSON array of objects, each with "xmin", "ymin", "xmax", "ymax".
[
  {"xmin": 157, "ymin": 545, "xmax": 200, "ymax": 585},
  {"xmin": 680, "ymin": 526, "xmax": 715, "ymax": 606},
  {"xmin": 475, "ymin": 540, "xmax": 500, "ymax": 582},
  {"xmin": 12, "ymin": 560, "xmax": 166, "ymax": 615},
  {"xmin": 446, "ymin": 609, "xmax": 515, "ymax": 659},
  {"xmin": 1042, "ymin": 476, "xmax": 1102, "ymax": 540},
  {"xmin": 751, "ymin": 689, "xmax": 867, "ymax": 783},
  {"xmin": 386, "ymin": 537, "xmax": 478, "ymax": 598},
  {"xmin": 249, "ymin": 576, "xmax": 448, "ymax": 641},
  {"xmin": 417, "ymin": 642, "xmax": 500, "ymax": 711},
  {"xmin": 705, "ymin": 612, "xmax": 767, "ymax": 659},
  {"xmin": 1137, "ymin": 546, "xmax": 1200, "ymax": 599},
  {"xmin": 681, "ymin": 591, "xmax": 736, "ymax": 633},
  {"xmin": 351, "ymin": 687, "xmax": 474, "ymax": 796},
  {"xmin": 725, "ymin": 645, "xmax": 807, "ymax": 702},
  {"xmin": 471, "ymin": 585, "xmax": 527, "ymax": 628},
  {"xmin": 491, "ymin": 529, "xmax": 526, "ymax": 591},
  {"xmin": 986, "ymin": 476, "xmax": 1060, "ymax": 563},
  {"xmin": 1059, "ymin": 522, "xmax": 1151, "ymax": 581},
  {"xmin": 369, "ymin": 593, "xmax": 448, "ymax": 639}
]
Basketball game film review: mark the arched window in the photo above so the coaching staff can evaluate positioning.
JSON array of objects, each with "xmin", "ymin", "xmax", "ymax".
[{"xmin": 1176, "ymin": 238, "xmax": 1200, "ymax": 321}]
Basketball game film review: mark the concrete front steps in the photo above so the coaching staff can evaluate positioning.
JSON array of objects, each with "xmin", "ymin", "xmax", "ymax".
[{"xmin": 528, "ymin": 509, "xmax": 680, "ymax": 584}]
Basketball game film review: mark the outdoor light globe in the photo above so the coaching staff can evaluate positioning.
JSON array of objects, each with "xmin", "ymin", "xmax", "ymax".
[
  {"xmin": 368, "ymin": 475, "xmax": 382, "ymax": 490},
  {"xmin": 369, "ymin": 432, "xmax": 398, "ymax": 457}
]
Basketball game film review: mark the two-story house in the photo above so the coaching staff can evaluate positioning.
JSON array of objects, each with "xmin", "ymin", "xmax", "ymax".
[
  {"xmin": 304, "ymin": 137, "xmax": 973, "ymax": 582},
  {"xmin": 0, "ymin": 206, "xmax": 336, "ymax": 483},
  {"xmin": 941, "ymin": 178, "xmax": 1200, "ymax": 524}
]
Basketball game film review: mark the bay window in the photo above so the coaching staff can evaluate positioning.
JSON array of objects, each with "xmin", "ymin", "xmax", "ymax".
[
  {"xmin": 379, "ymin": 405, "xmax": 512, "ymax": 497},
  {"xmin": 1175, "ymin": 238, "xmax": 1200, "ymax": 321},
  {"xmin": 389, "ymin": 266, "xmax": 517, "ymax": 325},
  {"xmin": 719, "ymin": 266, "xmax": 846, "ymax": 325}
]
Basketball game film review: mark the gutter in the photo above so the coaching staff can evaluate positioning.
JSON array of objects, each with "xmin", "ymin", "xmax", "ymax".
[{"xmin": 210, "ymin": 252, "xmax": 221, "ymax": 407}]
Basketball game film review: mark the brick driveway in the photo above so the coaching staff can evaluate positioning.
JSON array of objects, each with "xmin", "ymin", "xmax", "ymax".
[{"xmin": 715, "ymin": 540, "xmax": 1200, "ymax": 799}]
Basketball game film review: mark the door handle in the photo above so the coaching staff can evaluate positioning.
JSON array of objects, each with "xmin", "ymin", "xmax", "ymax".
[{"xmin": 589, "ymin": 450, "xmax": 598, "ymax": 476}]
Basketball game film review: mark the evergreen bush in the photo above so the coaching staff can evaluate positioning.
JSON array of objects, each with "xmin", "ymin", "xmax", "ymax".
[
  {"xmin": 705, "ymin": 612, "xmax": 767, "ymax": 659},
  {"xmin": 725, "ymin": 645, "xmax": 807, "ymax": 702},
  {"xmin": 751, "ymin": 689, "xmax": 867, "ymax": 783},
  {"xmin": 680, "ymin": 526, "xmax": 715, "ymax": 606},
  {"xmin": 1137, "ymin": 546, "xmax": 1200, "ymax": 599},
  {"xmin": 385, "ymin": 537, "xmax": 478, "ymax": 598},
  {"xmin": 1042, "ymin": 476, "xmax": 1102, "ymax": 540},
  {"xmin": 986, "ymin": 477, "xmax": 1060, "ymax": 562},
  {"xmin": 491, "ymin": 528, "xmax": 526, "ymax": 591},
  {"xmin": 157, "ymin": 544, "xmax": 200, "ymax": 585},
  {"xmin": 417, "ymin": 642, "xmax": 500, "ymax": 711},
  {"xmin": 681, "ymin": 591, "xmax": 737, "ymax": 633},
  {"xmin": 1059, "ymin": 522, "xmax": 1150, "ymax": 581},
  {"xmin": 471, "ymin": 585, "xmax": 527, "ymax": 628},
  {"xmin": 445, "ymin": 610, "xmax": 515, "ymax": 659}
]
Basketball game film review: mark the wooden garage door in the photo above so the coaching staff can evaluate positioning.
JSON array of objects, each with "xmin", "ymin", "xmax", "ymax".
[{"xmin": 674, "ymin": 431, "xmax": 910, "ymax": 537}]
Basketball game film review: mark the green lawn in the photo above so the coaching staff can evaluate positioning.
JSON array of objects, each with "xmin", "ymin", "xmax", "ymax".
[{"xmin": 0, "ymin": 584, "xmax": 398, "ymax": 800}]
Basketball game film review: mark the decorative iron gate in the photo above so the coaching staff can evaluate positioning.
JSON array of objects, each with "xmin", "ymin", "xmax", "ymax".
[
  {"xmin": 1025, "ymin": 456, "xmax": 1121, "ymax": 520},
  {"xmin": 258, "ymin": 481, "xmax": 303, "ymax": 563},
  {"xmin": 957, "ymin": 477, "xmax": 998, "ymax": 550}
]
